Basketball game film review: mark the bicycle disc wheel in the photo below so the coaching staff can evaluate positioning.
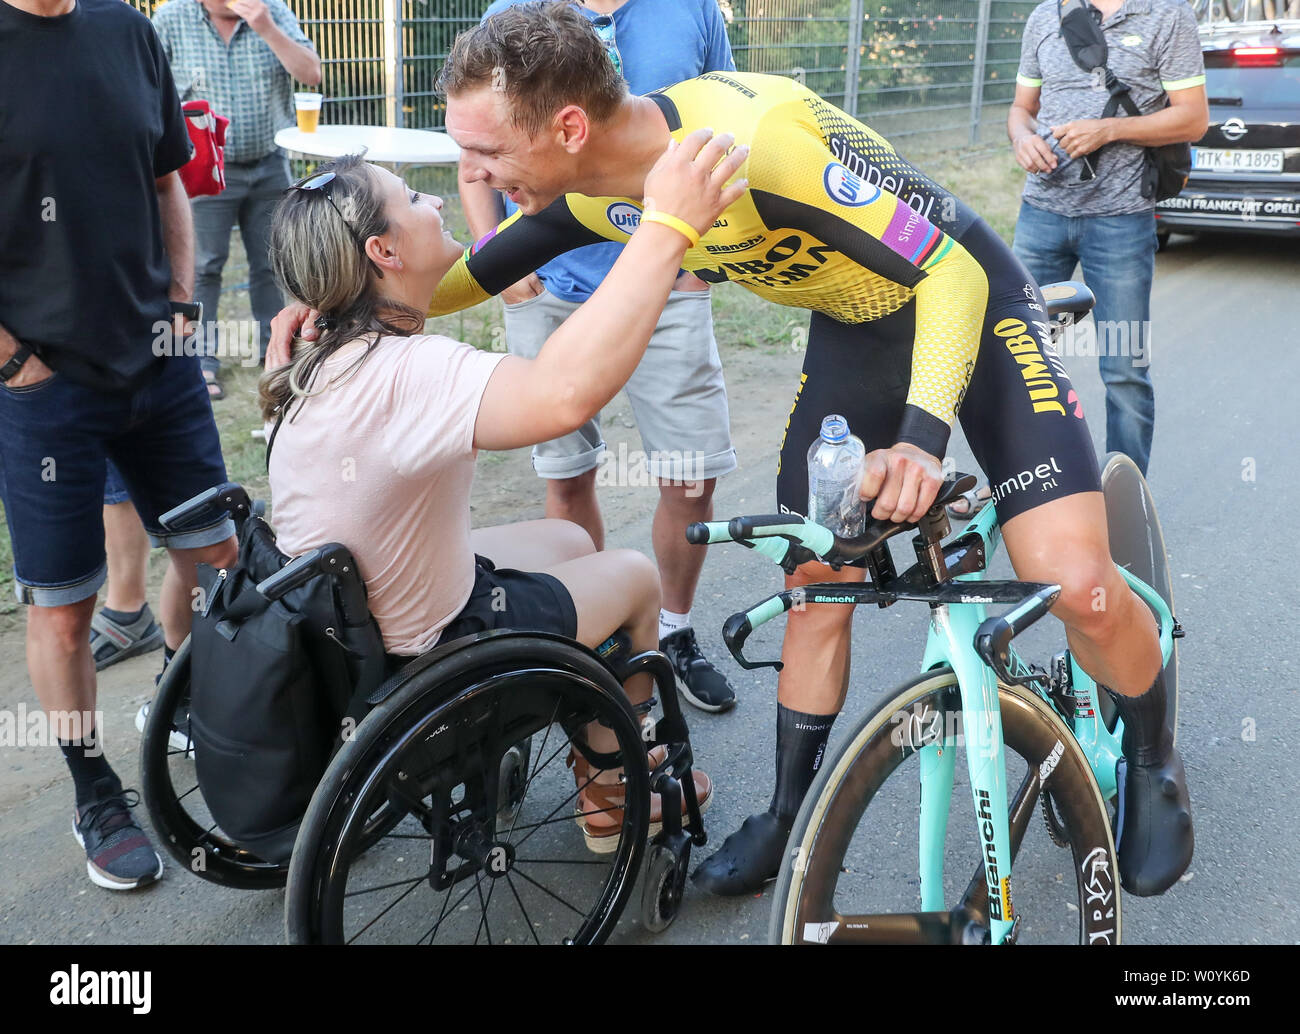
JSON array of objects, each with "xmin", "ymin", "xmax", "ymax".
[
  {"xmin": 1100, "ymin": 452, "xmax": 1179, "ymax": 742},
  {"xmin": 286, "ymin": 637, "xmax": 650, "ymax": 945},
  {"xmin": 770, "ymin": 669, "xmax": 1121, "ymax": 945}
]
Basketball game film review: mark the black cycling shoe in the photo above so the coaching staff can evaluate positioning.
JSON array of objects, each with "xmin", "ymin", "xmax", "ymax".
[
  {"xmin": 1114, "ymin": 749, "xmax": 1194, "ymax": 897},
  {"xmin": 661, "ymin": 627, "xmax": 736, "ymax": 713},
  {"xmin": 692, "ymin": 811, "xmax": 791, "ymax": 895}
]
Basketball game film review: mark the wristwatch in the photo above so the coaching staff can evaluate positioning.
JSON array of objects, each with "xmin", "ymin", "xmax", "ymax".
[
  {"xmin": 0, "ymin": 341, "xmax": 32, "ymax": 384},
  {"xmin": 170, "ymin": 300, "xmax": 203, "ymax": 324}
]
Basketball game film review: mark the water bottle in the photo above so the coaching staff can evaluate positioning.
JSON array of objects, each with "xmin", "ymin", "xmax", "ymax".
[{"xmin": 807, "ymin": 414, "xmax": 866, "ymax": 538}]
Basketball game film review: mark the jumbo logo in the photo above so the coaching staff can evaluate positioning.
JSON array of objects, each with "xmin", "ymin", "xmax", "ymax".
[
  {"xmin": 822, "ymin": 162, "xmax": 880, "ymax": 208},
  {"xmin": 994, "ymin": 317, "xmax": 1066, "ymax": 416},
  {"xmin": 606, "ymin": 202, "xmax": 642, "ymax": 233}
]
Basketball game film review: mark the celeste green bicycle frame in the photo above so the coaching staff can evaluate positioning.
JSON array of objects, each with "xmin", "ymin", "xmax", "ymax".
[
  {"xmin": 705, "ymin": 498, "xmax": 1176, "ymax": 945},
  {"xmin": 916, "ymin": 499, "xmax": 1174, "ymax": 943}
]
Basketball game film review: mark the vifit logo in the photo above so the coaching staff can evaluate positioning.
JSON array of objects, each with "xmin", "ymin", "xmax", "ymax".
[
  {"xmin": 822, "ymin": 162, "xmax": 880, "ymax": 207},
  {"xmin": 50, "ymin": 965, "xmax": 151, "ymax": 1014},
  {"xmin": 606, "ymin": 201, "xmax": 641, "ymax": 234}
]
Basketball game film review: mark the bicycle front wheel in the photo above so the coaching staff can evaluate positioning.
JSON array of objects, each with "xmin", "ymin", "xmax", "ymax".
[{"xmin": 770, "ymin": 669, "xmax": 1121, "ymax": 945}]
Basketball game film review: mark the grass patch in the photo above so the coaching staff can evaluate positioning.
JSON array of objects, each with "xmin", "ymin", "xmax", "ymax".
[{"xmin": 0, "ymin": 143, "xmax": 1026, "ymax": 624}]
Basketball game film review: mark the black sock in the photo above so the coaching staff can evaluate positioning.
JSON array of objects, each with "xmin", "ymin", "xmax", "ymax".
[
  {"xmin": 59, "ymin": 728, "xmax": 117, "ymax": 807},
  {"xmin": 1105, "ymin": 677, "xmax": 1172, "ymax": 767},
  {"xmin": 769, "ymin": 704, "xmax": 836, "ymax": 823},
  {"xmin": 101, "ymin": 604, "xmax": 146, "ymax": 626},
  {"xmin": 163, "ymin": 644, "xmax": 175, "ymax": 664}
]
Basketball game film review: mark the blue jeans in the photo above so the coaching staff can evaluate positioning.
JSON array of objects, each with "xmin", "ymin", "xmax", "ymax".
[
  {"xmin": 0, "ymin": 357, "xmax": 233, "ymax": 606},
  {"xmin": 1011, "ymin": 201, "xmax": 1157, "ymax": 475},
  {"xmin": 192, "ymin": 151, "xmax": 290, "ymax": 375}
]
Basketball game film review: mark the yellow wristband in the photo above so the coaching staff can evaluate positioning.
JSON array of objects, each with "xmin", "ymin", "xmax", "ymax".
[{"xmin": 640, "ymin": 210, "xmax": 700, "ymax": 248}]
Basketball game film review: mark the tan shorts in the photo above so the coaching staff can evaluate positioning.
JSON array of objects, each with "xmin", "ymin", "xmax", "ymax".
[{"xmin": 503, "ymin": 287, "xmax": 736, "ymax": 482}]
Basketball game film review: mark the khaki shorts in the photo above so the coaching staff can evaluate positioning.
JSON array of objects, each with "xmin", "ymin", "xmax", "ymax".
[{"xmin": 503, "ymin": 287, "xmax": 736, "ymax": 482}]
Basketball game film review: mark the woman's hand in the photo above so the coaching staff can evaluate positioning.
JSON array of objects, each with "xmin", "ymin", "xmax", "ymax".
[
  {"xmin": 265, "ymin": 301, "xmax": 318, "ymax": 370},
  {"xmin": 642, "ymin": 128, "xmax": 749, "ymax": 238}
]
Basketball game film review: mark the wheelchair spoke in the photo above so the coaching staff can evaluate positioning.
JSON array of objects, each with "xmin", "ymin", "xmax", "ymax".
[
  {"xmin": 473, "ymin": 872, "xmax": 493, "ymax": 946},
  {"xmin": 509, "ymin": 770, "xmax": 600, "ymax": 851},
  {"xmin": 513, "ymin": 857, "xmax": 608, "ymax": 865},
  {"xmin": 418, "ymin": 877, "xmax": 482, "ymax": 945},
  {"xmin": 511, "ymin": 866, "xmax": 587, "ymax": 919},
  {"xmin": 343, "ymin": 873, "xmax": 428, "ymax": 899},
  {"xmin": 345, "ymin": 875, "xmax": 426, "ymax": 945},
  {"xmin": 176, "ymin": 783, "xmax": 201, "ymax": 803},
  {"xmin": 505, "ymin": 872, "xmax": 542, "ymax": 946},
  {"xmin": 420, "ymin": 875, "xmax": 458, "ymax": 946}
]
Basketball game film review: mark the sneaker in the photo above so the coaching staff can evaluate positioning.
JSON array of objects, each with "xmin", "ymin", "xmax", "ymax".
[
  {"xmin": 135, "ymin": 700, "xmax": 195, "ymax": 758},
  {"xmin": 660, "ymin": 627, "xmax": 736, "ymax": 713},
  {"xmin": 72, "ymin": 775, "xmax": 164, "ymax": 891},
  {"xmin": 88, "ymin": 605, "xmax": 164, "ymax": 672}
]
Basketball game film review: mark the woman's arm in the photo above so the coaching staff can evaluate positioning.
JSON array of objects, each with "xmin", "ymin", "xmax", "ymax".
[{"xmin": 473, "ymin": 129, "xmax": 748, "ymax": 452}]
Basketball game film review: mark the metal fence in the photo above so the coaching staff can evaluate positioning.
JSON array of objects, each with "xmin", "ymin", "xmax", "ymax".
[{"xmin": 128, "ymin": 1, "xmax": 1272, "ymax": 152}]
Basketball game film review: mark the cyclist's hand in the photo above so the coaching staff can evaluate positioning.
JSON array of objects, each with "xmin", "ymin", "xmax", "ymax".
[
  {"xmin": 1012, "ymin": 131, "xmax": 1057, "ymax": 174},
  {"xmin": 1051, "ymin": 119, "xmax": 1113, "ymax": 159},
  {"xmin": 266, "ymin": 301, "xmax": 318, "ymax": 370},
  {"xmin": 859, "ymin": 443, "xmax": 945, "ymax": 524},
  {"xmin": 501, "ymin": 273, "xmax": 544, "ymax": 306},
  {"xmin": 643, "ymin": 128, "xmax": 749, "ymax": 238}
]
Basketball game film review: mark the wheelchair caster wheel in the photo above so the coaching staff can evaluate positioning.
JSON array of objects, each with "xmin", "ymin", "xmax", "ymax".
[
  {"xmin": 641, "ymin": 838, "xmax": 691, "ymax": 933},
  {"xmin": 496, "ymin": 738, "xmax": 532, "ymax": 830}
]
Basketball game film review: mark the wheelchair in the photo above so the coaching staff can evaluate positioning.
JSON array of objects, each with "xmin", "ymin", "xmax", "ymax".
[{"xmin": 139, "ymin": 483, "xmax": 707, "ymax": 944}]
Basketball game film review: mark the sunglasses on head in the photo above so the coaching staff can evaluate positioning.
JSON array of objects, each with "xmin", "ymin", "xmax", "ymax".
[{"xmin": 287, "ymin": 170, "xmax": 384, "ymax": 278}]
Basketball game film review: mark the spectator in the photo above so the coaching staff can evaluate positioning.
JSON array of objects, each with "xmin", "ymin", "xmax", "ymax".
[
  {"xmin": 152, "ymin": 0, "xmax": 321, "ymax": 399},
  {"xmin": 1005, "ymin": 0, "xmax": 1207, "ymax": 481},
  {"xmin": 0, "ymin": 0, "xmax": 238, "ymax": 890},
  {"xmin": 460, "ymin": 0, "xmax": 741, "ymax": 712}
]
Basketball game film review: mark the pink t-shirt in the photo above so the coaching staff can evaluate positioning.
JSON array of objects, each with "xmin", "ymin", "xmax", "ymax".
[{"xmin": 268, "ymin": 334, "xmax": 506, "ymax": 655}]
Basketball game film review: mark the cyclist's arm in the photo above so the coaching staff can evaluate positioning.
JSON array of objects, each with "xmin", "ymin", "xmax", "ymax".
[
  {"xmin": 748, "ymin": 118, "xmax": 989, "ymax": 460},
  {"xmin": 427, "ymin": 195, "xmax": 612, "ymax": 316}
]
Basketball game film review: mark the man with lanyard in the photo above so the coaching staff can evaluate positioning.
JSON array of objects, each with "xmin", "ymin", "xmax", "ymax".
[
  {"xmin": 269, "ymin": 1, "xmax": 1194, "ymax": 899},
  {"xmin": 459, "ymin": 0, "xmax": 743, "ymax": 714},
  {"xmin": 152, "ymin": 0, "xmax": 321, "ymax": 398}
]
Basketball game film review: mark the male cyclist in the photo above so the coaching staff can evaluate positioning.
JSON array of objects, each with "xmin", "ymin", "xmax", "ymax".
[{"xmin": 269, "ymin": 1, "xmax": 1192, "ymax": 899}]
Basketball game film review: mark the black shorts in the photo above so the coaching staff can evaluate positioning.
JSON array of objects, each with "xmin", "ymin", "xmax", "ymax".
[
  {"xmin": 436, "ymin": 555, "xmax": 579, "ymax": 646},
  {"xmin": 776, "ymin": 218, "xmax": 1101, "ymax": 529}
]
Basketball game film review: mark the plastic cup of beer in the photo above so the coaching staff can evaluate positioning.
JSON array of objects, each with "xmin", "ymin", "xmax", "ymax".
[{"xmin": 294, "ymin": 93, "xmax": 323, "ymax": 133}]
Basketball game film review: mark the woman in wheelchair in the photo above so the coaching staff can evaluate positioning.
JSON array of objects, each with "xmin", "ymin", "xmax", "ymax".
[{"xmin": 258, "ymin": 132, "xmax": 748, "ymax": 852}]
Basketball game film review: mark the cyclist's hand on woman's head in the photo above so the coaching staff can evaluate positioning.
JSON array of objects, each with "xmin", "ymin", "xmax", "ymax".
[
  {"xmin": 266, "ymin": 301, "xmax": 320, "ymax": 370},
  {"xmin": 859, "ymin": 442, "xmax": 945, "ymax": 525},
  {"xmin": 642, "ymin": 128, "xmax": 749, "ymax": 237}
]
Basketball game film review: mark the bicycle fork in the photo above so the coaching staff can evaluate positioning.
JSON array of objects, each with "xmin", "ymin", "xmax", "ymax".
[{"xmin": 917, "ymin": 602, "xmax": 1028, "ymax": 945}]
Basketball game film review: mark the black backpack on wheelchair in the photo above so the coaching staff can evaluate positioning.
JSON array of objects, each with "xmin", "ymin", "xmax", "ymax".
[{"xmin": 162, "ymin": 482, "xmax": 388, "ymax": 864}]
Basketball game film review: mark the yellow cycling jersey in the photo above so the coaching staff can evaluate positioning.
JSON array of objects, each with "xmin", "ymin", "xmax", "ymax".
[{"xmin": 431, "ymin": 71, "xmax": 992, "ymax": 436}]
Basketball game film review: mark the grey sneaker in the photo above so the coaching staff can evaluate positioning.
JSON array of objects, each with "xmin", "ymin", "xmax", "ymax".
[
  {"xmin": 72, "ymin": 775, "xmax": 164, "ymax": 891},
  {"xmin": 89, "ymin": 605, "xmax": 164, "ymax": 671}
]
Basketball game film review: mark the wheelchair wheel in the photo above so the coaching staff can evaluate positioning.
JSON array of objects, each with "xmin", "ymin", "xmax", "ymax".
[
  {"xmin": 139, "ymin": 638, "xmax": 289, "ymax": 888},
  {"xmin": 286, "ymin": 634, "xmax": 651, "ymax": 945}
]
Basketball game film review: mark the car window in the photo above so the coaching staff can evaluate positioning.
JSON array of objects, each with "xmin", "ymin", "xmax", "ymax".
[{"xmin": 1204, "ymin": 54, "xmax": 1300, "ymax": 108}]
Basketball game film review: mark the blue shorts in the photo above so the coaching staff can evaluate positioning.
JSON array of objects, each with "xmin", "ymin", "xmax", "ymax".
[
  {"xmin": 104, "ymin": 459, "xmax": 131, "ymax": 506},
  {"xmin": 0, "ymin": 356, "xmax": 235, "ymax": 606}
]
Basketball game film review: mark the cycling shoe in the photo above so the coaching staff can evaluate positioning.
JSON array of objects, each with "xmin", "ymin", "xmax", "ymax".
[
  {"xmin": 1114, "ymin": 748, "xmax": 1194, "ymax": 897},
  {"xmin": 691, "ymin": 811, "xmax": 792, "ymax": 896}
]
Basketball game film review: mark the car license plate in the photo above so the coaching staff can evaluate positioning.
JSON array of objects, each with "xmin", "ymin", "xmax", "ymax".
[{"xmin": 1192, "ymin": 147, "xmax": 1284, "ymax": 173}]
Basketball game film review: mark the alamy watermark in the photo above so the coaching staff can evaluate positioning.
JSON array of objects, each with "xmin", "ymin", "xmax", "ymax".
[
  {"xmin": 594, "ymin": 441, "xmax": 709, "ymax": 497},
  {"xmin": 152, "ymin": 319, "xmax": 262, "ymax": 367},
  {"xmin": 0, "ymin": 706, "xmax": 104, "ymax": 754},
  {"xmin": 1052, "ymin": 318, "xmax": 1151, "ymax": 368}
]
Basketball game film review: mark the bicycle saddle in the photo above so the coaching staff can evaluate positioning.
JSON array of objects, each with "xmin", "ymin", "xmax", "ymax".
[{"xmin": 1040, "ymin": 280, "xmax": 1096, "ymax": 321}]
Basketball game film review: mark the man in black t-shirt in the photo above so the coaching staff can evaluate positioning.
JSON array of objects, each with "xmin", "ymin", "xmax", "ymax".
[{"xmin": 0, "ymin": 0, "xmax": 239, "ymax": 891}]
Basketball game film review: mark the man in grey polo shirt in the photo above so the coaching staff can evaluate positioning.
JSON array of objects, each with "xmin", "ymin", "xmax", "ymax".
[
  {"xmin": 153, "ymin": 0, "xmax": 321, "ymax": 398},
  {"xmin": 1003, "ymin": 0, "xmax": 1207, "ymax": 481}
]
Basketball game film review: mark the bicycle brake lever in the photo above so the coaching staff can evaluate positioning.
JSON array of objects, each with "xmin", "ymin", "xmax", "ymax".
[{"xmin": 722, "ymin": 610, "xmax": 784, "ymax": 672}]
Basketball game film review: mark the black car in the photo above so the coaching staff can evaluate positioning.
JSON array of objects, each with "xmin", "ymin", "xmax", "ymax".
[{"xmin": 1155, "ymin": 19, "xmax": 1300, "ymax": 244}]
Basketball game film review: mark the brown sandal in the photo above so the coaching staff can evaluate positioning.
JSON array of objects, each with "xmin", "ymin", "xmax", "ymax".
[{"xmin": 567, "ymin": 745, "xmax": 713, "ymax": 855}]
